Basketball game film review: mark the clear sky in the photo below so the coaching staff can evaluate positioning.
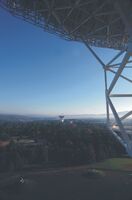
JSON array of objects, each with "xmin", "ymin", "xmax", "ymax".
[{"xmin": 0, "ymin": 8, "xmax": 131, "ymax": 116}]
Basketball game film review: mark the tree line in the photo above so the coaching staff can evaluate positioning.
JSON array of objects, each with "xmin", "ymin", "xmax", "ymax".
[{"xmin": 0, "ymin": 120, "xmax": 125, "ymax": 172}]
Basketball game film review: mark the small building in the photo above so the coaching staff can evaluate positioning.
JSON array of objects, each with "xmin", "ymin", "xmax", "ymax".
[{"xmin": 0, "ymin": 140, "xmax": 10, "ymax": 148}]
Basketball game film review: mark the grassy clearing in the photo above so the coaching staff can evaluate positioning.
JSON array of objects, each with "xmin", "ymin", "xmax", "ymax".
[{"xmin": 90, "ymin": 158, "xmax": 132, "ymax": 171}]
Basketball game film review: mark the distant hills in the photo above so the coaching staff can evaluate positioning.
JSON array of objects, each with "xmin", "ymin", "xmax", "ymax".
[
  {"xmin": 0, "ymin": 114, "xmax": 59, "ymax": 122},
  {"xmin": 0, "ymin": 111, "xmax": 130, "ymax": 122},
  {"xmin": 66, "ymin": 111, "xmax": 130, "ymax": 119},
  {"xmin": 0, "ymin": 114, "xmax": 37, "ymax": 122}
]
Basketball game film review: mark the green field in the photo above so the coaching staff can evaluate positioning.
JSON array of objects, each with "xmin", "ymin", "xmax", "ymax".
[{"xmin": 91, "ymin": 157, "xmax": 132, "ymax": 171}]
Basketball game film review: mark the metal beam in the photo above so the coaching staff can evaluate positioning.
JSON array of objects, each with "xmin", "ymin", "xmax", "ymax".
[
  {"xmin": 104, "ymin": 69, "xmax": 110, "ymax": 125},
  {"xmin": 110, "ymin": 94, "xmax": 132, "ymax": 97},
  {"xmin": 85, "ymin": 41, "xmax": 132, "ymax": 156},
  {"xmin": 84, "ymin": 43, "xmax": 105, "ymax": 67},
  {"xmin": 106, "ymin": 50, "xmax": 125, "ymax": 67},
  {"xmin": 108, "ymin": 52, "xmax": 130, "ymax": 94},
  {"xmin": 107, "ymin": 68, "xmax": 132, "ymax": 83},
  {"xmin": 108, "ymin": 96, "xmax": 130, "ymax": 142},
  {"xmin": 120, "ymin": 111, "xmax": 132, "ymax": 121},
  {"xmin": 114, "ymin": 0, "xmax": 132, "ymax": 34},
  {"xmin": 108, "ymin": 60, "xmax": 132, "ymax": 68},
  {"xmin": 70, "ymin": 1, "xmax": 106, "ymax": 34}
]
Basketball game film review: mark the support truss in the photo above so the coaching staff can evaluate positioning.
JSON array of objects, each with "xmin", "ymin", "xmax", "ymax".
[{"xmin": 84, "ymin": 41, "xmax": 132, "ymax": 156}]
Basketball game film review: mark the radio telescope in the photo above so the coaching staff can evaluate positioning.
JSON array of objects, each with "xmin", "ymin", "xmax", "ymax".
[
  {"xmin": 0, "ymin": 0, "xmax": 132, "ymax": 156},
  {"xmin": 59, "ymin": 115, "xmax": 65, "ymax": 123}
]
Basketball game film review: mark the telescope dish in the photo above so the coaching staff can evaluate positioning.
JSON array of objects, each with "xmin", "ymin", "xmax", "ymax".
[
  {"xmin": 1, "ymin": 0, "xmax": 132, "ymax": 155},
  {"xmin": 59, "ymin": 115, "xmax": 64, "ymax": 123},
  {"xmin": 0, "ymin": 0, "xmax": 130, "ymax": 50}
]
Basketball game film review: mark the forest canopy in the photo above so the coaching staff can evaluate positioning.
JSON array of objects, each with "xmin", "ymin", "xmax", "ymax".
[{"xmin": 0, "ymin": 120, "xmax": 125, "ymax": 172}]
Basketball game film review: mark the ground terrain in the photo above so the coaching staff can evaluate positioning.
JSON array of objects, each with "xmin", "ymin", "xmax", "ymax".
[{"xmin": 1, "ymin": 158, "xmax": 132, "ymax": 200}]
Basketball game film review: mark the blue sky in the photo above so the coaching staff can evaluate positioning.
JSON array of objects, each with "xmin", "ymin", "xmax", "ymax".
[{"xmin": 0, "ymin": 8, "xmax": 131, "ymax": 116}]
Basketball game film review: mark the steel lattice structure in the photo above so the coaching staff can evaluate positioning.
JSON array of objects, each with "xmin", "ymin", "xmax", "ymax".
[
  {"xmin": 0, "ymin": 0, "xmax": 132, "ymax": 156},
  {"xmin": 0, "ymin": 0, "xmax": 129, "ymax": 50}
]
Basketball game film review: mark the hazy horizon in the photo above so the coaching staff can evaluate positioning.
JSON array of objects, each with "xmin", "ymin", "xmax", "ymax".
[{"xmin": 0, "ymin": 110, "xmax": 129, "ymax": 117}]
